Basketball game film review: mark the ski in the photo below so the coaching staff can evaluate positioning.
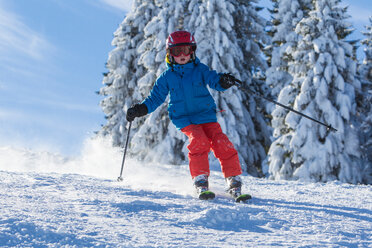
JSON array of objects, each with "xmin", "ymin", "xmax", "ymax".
[
  {"xmin": 234, "ymin": 193, "xmax": 252, "ymax": 203},
  {"xmin": 198, "ymin": 190, "xmax": 215, "ymax": 200},
  {"xmin": 197, "ymin": 191, "xmax": 250, "ymax": 202}
]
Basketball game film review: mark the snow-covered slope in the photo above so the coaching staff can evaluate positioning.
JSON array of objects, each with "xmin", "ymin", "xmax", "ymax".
[{"xmin": 0, "ymin": 138, "xmax": 371, "ymax": 247}]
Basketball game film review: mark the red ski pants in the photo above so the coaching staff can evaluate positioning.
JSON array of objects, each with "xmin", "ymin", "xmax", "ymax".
[{"xmin": 181, "ymin": 122, "xmax": 242, "ymax": 179}]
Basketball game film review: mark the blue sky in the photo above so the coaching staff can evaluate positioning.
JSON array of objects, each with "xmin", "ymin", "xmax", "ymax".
[
  {"xmin": 0, "ymin": 0, "xmax": 132, "ymax": 155},
  {"xmin": 0, "ymin": 0, "xmax": 370, "ymax": 156}
]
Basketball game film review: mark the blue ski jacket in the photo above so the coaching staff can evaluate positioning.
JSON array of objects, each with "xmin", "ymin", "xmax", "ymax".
[{"xmin": 142, "ymin": 57, "xmax": 226, "ymax": 130}]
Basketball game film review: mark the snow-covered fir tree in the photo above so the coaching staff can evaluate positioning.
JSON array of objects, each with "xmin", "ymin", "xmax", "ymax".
[
  {"xmin": 266, "ymin": 0, "xmax": 313, "ymax": 144},
  {"xmin": 186, "ymin": 0, "xmax": 271, "ymax": 175},
  {"xmin": 229, "ymin": 0, "xmax": 272, "ymax": 175},
  {"xmin": 135, "ymin": 0, "xmax": 272, "ymax": 175},
  {"xmin": 266, "ymin": 0, "xmax": 312, "ymax": 99},
  {"xmin": 130, "ymin": 0, "xmax": 189, "ymax": 164},
  {"xmin": 359, "ymin": 18, "xmax": 372, "ymax": 84},
  {"xmin": 268, "ymin": 0, "xmax": 362, "ymax": 183},
  {"xmin": 99, "ymin": 0, "xmax": 158, "ymax": 146},
  {"xmin": 100, "ymin": 0, "xmax": 271, "ymax": 176},
  {"xmin": 357, "ymin": 17, "xmax": 372, "ymax": 184}
]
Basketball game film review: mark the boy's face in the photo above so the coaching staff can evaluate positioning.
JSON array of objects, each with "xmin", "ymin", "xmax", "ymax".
[{"xmin": 174, "ymin": 54, "xmax": 191, "ymax": 65}]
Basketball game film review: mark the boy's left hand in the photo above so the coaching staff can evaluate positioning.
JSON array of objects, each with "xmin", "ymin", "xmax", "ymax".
[{"xmin": 219, "ymin": 73, "xmax": 241, "ymax": 89}]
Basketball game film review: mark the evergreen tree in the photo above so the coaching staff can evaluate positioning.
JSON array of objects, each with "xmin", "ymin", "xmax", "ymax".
[
  {"xmin": 187, "ymin": 0, "xmax": 270, "ymax": 175},
  {"xmin": 99, "ymin": 0, "xmax": 158, "ymax": 146},
  {"xmin": 359, "ymin": 18, "xmax": 372, "ymax": 83},
  {"xmin": 266, "ymin": 0, "xmax": 312, "ymax": 99},
  {"xmin": 230, "ymin": 0, "xmax": 272, "ymax": 175},
  {"xmin": 268, "ymin": 0, "xmax": 362, "ymax": 183},
  {"xmin": 266, "ymin": 0, "xmax": 313, "ymax": 145},
  {"xmin": 132, "ymin": 0, "xmax": 271, "ymax": 175},
  {"xmin": 100, "ymin": 0, "xmax": 271, "ymax": 176},
  {"xmin": 357, "ymin": 17, "xmax": 372, "ymax": 184},
  {"xmin": 130, "ymin": 0, "xmax": 189, "ymax": 164}
]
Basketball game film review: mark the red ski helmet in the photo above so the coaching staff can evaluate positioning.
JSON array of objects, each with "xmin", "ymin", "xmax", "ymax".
[
  {"xmin": 166, "ymin": 30, "xmax": 196, "ymax": 51},
  {"xmin": 166, "ymin": 31, "xmax": 196, "ymax": 63}
]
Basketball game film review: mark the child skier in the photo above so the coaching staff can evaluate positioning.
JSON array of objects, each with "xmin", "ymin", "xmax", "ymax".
[{"xmin": 127, "ymin": 31, "xmax": 250, "ymax": 201}]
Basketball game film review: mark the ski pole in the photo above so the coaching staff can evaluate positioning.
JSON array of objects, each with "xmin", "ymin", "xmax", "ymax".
[
  {"xmin": 234, "ymin": 78, "xmax": 337, "ymax": 132},
  {"xmin": 117, "ymin": 121, "xmax": 132, "ymax": 182}
]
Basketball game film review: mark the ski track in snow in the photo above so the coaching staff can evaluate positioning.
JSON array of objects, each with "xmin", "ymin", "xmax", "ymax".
[{"xmin": 0, "ymin": 140, "xmax": 371, "ymax": 247}]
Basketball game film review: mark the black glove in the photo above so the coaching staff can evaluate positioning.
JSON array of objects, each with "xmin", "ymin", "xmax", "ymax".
[
  {"xmin": 126, "ymin": 103, "xmax": 148, "ymax": 122},
  {"xmin": 219, "ymin": 73, "xmax": 241, "ymax": 89}
]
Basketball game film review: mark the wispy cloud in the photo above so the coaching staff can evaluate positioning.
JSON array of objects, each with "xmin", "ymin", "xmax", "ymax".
[
  {"xmin": 0, "ymin": 108, "xmax": 24, "ymax": 120},
  {"xmin": 99, "ymin": 0, "xmax": 133, "ymax": 12},
  {"xmin": 29, "ymin": 97, "xmax": 102, "ymax": 114},
  {"xmin": 0, "ymin": 3, "xmax": 54, "ymax": 62}
]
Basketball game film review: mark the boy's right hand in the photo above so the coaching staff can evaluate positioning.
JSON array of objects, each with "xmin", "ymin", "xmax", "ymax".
[{"xmin": 126, "ymin": 104, "xmax": 148, "ymax": 122}]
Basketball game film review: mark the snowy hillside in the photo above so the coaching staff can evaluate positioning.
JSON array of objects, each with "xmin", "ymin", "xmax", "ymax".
[{"xmin": 0, "ymin": 138, "xmax": 371, "ymax": 247}]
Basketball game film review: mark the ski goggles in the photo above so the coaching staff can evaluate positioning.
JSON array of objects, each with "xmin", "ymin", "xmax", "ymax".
[{"xmin": 169, "ymin": 45, "xmax": 193, "ymax": 57}]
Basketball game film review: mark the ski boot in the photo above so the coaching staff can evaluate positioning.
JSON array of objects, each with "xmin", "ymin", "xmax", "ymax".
[
  {"xmin": 226, "ymin": 175, "xmax": 251, "ymax": 202},
  {"xmin": 194, "ymin": 175, "xmax": 215, "ymax": 200}
]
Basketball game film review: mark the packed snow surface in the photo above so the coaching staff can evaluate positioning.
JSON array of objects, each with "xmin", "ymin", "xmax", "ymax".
[{"xmin": 0, "ymin": 138, "xmax": 371, "ymax": 247}]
